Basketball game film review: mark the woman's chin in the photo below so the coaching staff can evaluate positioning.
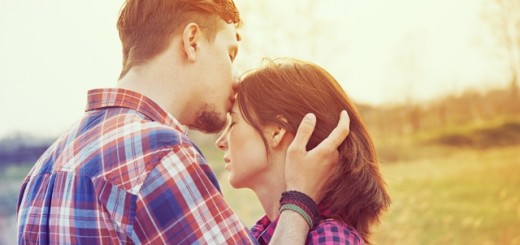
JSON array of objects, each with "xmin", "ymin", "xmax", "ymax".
[{"xmin": 228, "ymin": 177, "xmax": 246, "ymax": 189}]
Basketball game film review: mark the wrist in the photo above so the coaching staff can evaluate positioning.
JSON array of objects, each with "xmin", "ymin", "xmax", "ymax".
[
  {"xmin": 284, "ymin": 186, "xmax": 319, "ymax": 203},
  {"xmin": 279, "ymin": 190, "xmax": 319, "ymax": 229}
]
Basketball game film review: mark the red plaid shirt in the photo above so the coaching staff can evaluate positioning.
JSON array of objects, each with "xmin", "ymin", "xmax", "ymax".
[
  {"xmin": 17, "ymin": 88, "xmax": 256, "ymax": 244},
  {"xmin": 250, "ymin": 206, "xmax": 364, "ymax": 245}
]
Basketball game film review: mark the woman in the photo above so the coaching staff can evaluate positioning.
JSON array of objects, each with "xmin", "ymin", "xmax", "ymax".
[{"xmin": 215, "ymin": 58, "xmax": 391, "ymax": 244}]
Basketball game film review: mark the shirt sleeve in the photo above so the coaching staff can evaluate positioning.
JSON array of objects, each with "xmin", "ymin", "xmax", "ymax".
[
  {"xmin": 130, "ymin": 143, "xmax": 256, "ymax": 244},
  {"xmin": 306, "ymin": 220, "xmax": 364, "ymax": 245}
]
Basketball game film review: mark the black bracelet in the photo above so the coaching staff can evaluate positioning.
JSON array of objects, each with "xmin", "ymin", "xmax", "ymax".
[{"xmin": 279, "ymin": 191, "xmax": 319, "ymax": 229}]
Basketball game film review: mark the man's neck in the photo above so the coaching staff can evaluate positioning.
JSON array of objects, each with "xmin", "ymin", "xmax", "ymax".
[{"xmin": 116, "ymin": 66, "xmax": 194, "ymax": 126}]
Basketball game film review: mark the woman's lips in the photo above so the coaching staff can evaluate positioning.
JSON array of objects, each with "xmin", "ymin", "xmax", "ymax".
[{"xmin": 223, "ymin": 157, "xmax": 231, "ymax": 171}]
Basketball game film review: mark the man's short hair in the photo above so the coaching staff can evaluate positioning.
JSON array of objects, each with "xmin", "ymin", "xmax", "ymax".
[{"xmin": 117, "ymin": 0, "xmax": 242, "ymax": 79}]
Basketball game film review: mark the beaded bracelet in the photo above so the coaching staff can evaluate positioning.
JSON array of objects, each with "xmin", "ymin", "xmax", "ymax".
[{"xmin": 279, "ymin": 191, "xmax": 319, "ymax": 229}]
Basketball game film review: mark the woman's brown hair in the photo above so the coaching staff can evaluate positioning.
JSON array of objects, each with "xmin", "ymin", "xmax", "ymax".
[
  {"xmin": 237, "ymin": 58, "xmax": 391, "ymax": 244},
  {"xmin": 117, "ymin": 0, "xmax": 242, "ymax": 79}
]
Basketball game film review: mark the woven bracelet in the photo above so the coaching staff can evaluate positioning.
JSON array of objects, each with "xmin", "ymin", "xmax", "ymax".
[
  {"xmin": 279, "ymin": 203, "xmax": 313, "ymax": 229},
  {"xmin": 279, "ymin": 191, "xmax": 319, "ymax": 229},
  {"xmin": 281, "ymin": 199, "xmax": 312, "ymax": 217},
  {"xmin": 280, "ymin": 191, "xmax": 319, "ymax": 221}
]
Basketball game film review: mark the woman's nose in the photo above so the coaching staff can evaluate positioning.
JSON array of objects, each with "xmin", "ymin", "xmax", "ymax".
[{"xmin": 215, "ymin": 133, "xmax": 228, "ymax": 151}]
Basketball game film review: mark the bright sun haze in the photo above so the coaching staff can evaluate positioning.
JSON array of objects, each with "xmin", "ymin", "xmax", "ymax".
[{"xmin": 0, "ymin": 0, "xmax": 510, "ymax": 136}]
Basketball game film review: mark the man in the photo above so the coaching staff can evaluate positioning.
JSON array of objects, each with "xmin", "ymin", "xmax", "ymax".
[{"xmin": 17, "ymin": 0, "xmax": 349, "ymax": 244}]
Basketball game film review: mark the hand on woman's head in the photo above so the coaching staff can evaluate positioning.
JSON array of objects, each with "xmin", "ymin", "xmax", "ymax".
[{"xmin": 284, "ymin": 110, "xmax": 350, "ymax": 202}]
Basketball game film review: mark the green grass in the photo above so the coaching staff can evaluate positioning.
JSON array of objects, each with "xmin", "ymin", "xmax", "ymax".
[
  {"xmin": 3, "ymin": 139, "xmax": 519, "ymax": 244},
  {"xmin": 372, "ymin": 146, "xmax": 520, "ymax": 244},
  {"xmin": 429, "ymin": 121, "xmax": 520, "ymax": 148},
  {"xmin": 208, "ymin": 145, "xmax": 520, "ymax": 245}
]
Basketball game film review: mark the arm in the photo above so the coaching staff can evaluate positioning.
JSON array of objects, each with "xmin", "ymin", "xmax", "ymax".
[{"xmin": 270, "ymin": 110, "xmax": 351, "ymax": 244}]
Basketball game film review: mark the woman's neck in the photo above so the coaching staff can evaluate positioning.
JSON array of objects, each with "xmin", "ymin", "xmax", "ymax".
[
  {"xmin": 252, "ymin": 139, "xmax": 290, "ymax": 221},
  {"xmin": 253, "ymin": 182, "xmax": 285, "ymax": 221}
]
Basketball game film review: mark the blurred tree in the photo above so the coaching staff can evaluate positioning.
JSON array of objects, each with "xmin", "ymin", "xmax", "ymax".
[
  {"xmin": 0, "ymin": 133, "xmax": 53, "ymax": 167},
  {"xmin": 484, "ymin": 0, "xmax": 520, "ymax": 110},
  {"xmin": 393, "ymin": 32, "xmax": 425, "ymax": 133}
]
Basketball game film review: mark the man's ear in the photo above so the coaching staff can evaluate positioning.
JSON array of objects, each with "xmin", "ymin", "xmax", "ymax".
[{"xmin": 182, "ymin": 23, "xmax": 202, "ymax": 62}]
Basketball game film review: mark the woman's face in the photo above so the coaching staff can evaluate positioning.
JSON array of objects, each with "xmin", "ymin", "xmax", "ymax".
[{"xmin": 215, "ymin": 102, "xmax": 270, "ymax": 189}]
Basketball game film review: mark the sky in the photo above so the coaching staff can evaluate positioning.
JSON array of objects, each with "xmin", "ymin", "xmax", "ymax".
[{"xmin": 0, "ymin": 0, "xmax": 510, "ymax": 137}]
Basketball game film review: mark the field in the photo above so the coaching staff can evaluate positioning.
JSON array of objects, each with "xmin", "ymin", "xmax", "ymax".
[
  {"xmin": 1, "ymin": 138, "xmax": 519, "ymax": 244},
  {"xmin": 371, "ymin": 146, "xmax": 520, "ymax": 244},
  {"xmin": 211, "ymin": 145, "xmax": 520, "ymax": 245}
]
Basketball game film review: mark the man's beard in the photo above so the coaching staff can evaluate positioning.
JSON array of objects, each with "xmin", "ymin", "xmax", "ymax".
[{"xmin": 192, "ymin": 104, "xmax": 226, "ymax": 134}]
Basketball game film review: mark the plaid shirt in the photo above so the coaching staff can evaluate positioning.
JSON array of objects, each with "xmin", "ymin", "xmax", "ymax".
[
  {"xmin": 250, "ymin": 206, "xmax": 364, "ymax": 245},
  {"xmin": 17, "ymin": 88, "xmax": 256, "ymax": 244}
]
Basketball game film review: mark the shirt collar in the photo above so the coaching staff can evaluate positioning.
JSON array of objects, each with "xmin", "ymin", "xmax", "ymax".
[
  {"xmin": 85, "ymin": 88, "xmax": 188, "ymax": 135},
  {"xmin": 250, "ymin": 203, "xmax": 335, "ymax": 244},
  {"xmin": 251, "ymin": 215, "xmax": 278, "ymax": 245}
]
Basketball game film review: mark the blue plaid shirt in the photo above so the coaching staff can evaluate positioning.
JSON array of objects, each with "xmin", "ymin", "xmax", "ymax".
[{"xmin": 17, "ymin": 88, "xmax": 256, "ymax": 244}]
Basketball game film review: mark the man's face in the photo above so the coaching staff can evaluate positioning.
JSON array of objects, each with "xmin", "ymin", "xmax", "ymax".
[{"xmin": 191, "ymin": 22, "xmax": 239, "ymax": 133}]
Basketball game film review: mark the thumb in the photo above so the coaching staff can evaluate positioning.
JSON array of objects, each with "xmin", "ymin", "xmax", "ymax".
[{"xmin": 289, "ymin": 113, "xmax": 316, "ymax": 152}]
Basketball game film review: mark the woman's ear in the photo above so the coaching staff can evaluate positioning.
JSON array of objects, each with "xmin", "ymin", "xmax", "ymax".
[
  {"xmin": 269, "ymin": 125, "xmax": 287, "ymax": 148},
  {"xmin": 269, "ymin": 115, "xmax": 290, "ymax": 148},
  {"xmin": 182, "ymin": 23, "xmax": 201, "ymax": 62}
]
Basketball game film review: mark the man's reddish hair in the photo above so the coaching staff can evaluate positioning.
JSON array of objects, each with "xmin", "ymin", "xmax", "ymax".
[{"xmin": 117, "ymin": 0, "xmax": 241, "ymax": 78}]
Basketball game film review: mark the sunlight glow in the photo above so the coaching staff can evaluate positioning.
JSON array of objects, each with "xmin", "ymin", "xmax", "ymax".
[{"xmin": 0, "ymin": 0, "xmax": 510, "ymax": 136}]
